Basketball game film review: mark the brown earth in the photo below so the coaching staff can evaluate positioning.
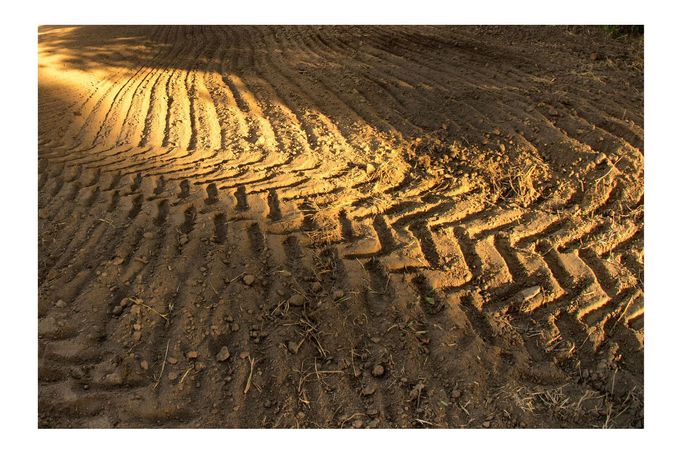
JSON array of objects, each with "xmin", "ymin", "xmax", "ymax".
[{"xmin": 38, "ymin": 25, "xmax": 644, "ymax": 428}]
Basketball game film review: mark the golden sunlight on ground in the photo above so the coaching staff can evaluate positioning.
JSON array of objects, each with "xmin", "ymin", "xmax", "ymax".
[{"xmin": 38, "ymin": 25, "xmax": 643, "ymax": 429}]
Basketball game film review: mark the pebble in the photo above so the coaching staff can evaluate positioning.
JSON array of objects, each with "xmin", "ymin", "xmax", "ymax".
[
  {"xmin": 311, "ymin": 282, "xmax": 322, "ymax": 293},
  {"xmin": 371, "ymin": 364, "xmax": 385, "ymax": 378},
  {"xmin": 55, "ymin": 299, "xmax": 67, "ymax": 308},
  {"xmin": 288, "ymin": 294, "xmax": 305, "ymax": 307},
  {"xmin": 132, "ymin": 331, "xmax": 142, "ymax": 342},
  {"xmin": 518, "ymin": 286, "xmax": 541, "ymax": 302},
  {"xmin": 361, "ymin": 384, "xmax": 377, "ymax": 396},
  {"xmin": 167, "ymin": 357, "xmax": 178, "ymax": 365},
  {"xmin": 168, "ymin": 371, "xmax": 178, "ymax": 381},
  {"xmin": 332, "ymin": 290, "xmax": 345, "ymax": 300},
  {"xmin": 451, "ymin": 389, "xmax": 462, "ymax": 399},
  {"xmin": 186, "ymin": 351, "xmax": 199, "ymax": 360},
  {"xmin": 243, "ymin": 274, "xmax": 256, "ymax": 286},
  {"xmin": 112, "ymin": 305, "xmax": 123, "ymax": 316},
  {"xmin": 353, "ymin": 419, "xmax": 364, "ymax": 429},
  {"xmin": 143, "ymin": 231, "xmax": 155, "ymax": 239},
  {"xmin": 483, "ymin": 421, "xmax": 491, "ymax": 428},
  {"xmin": 287, "ymin": 341, "xmax": 300, "ymax": 354},
  {"xmin": 140, "ymin": 360, "xmax": 149, "ymax": 370},
  {"xmin": 239, "ymin": 351, "xmax": 250, "ymax": 359},
  {"xmin": 216, "ymin": 346, "xmax": 230, "ymax": 362}
]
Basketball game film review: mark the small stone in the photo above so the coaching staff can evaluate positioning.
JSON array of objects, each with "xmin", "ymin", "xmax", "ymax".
[
  {"xmin": 239, "ymin": 351, "xmax": 250, "ymax": 359},
  {"xmin": 143, "ymin": 231, "xmax": 155, "ymax": 239},
  {"xmin": 195, "ymin": 362, "xmax": 206, "ymax": 371},
  {"xmin": 167, "ymin": 357, "xmax": 178, "ymax": 365},
  {"xmin": 186, "ymin": 351, "xmax": 199, "ymax": 360},
  {"xmin": 133, "ymin": 323, "xmax": 142, "ymax": 331},
  {"xmin": 361, "ymin": 384, "xmax": 377, "ymax": 396},
  {"xmin": 483, "ymin": 421, "xmax": 491, "ymax": 428},
  {"xmin": 55, "ymin": 299, "xmax": 67, "ymax": 308},
  {"xmin": 311, "ymin": 282, "xmax": 322, "ymax": 293},
  {"xmin": 367, "ymin": 407, "xmax": 379, "ymax": 417},
  {"xmin": 168, "ymin": 371, "xmax": 178, "ymax": 381},
  {"xmin": 140, "ymin": 360, "xmax": 149, "ymax": 370},
  {"xmin": 112, "ymin": 305, "xmax": 123, "ymax": 316},
  {"xmin": 590, "ymin": 52, "xmax": 600, "ymax": 61},
  {"xmin": 103, "ymin": 371, "xmax": 123, "ymax": 386},
  {"xmin": 353, "ymin": 419, "xmax": 364, "ymax": 429},
  {"xmin": 332, "ymin": 290, "xmax": 345, "ymax": 300},
  {"xmin": 287, "ymin": 341, "xmax": 300, "ymax": 354},
  {"xmin": 216, "ymin": 346, "xmax": 230, "ymax": 362},
  {"xmin": 518, "ymin": 286, "xmax": 541, "ymax": 302},
  {"xmin": 371, "ymin": 364, "xmax": 385, "ymax": 378},
  {"xmin": 451, "ymin": 389, "xmax": 462, "ymax": 399},
  {"xmin": 288, "ymin": 294, "xmax": 305, "ymax": 307},
  {"xmin": 132, "ymin": 331, "xmax": 142, "ymax": 342},
  {"xmin": 111, "ymin": 256, "xmax": 125, "ymax": 265},
  {"xmin": 243, "ymin": 274, "xmax": 256, "ymax": 286}
]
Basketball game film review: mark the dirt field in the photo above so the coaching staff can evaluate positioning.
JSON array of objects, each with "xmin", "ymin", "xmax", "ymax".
[{"xmin": 38, "ymin": 25, "xmax": 643, "ymax": 428}]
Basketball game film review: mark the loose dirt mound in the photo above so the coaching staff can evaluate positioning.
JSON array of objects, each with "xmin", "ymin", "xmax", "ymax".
[{"xmin": 38, "ymin": 26, "xmax": 643, "ymax": 428}]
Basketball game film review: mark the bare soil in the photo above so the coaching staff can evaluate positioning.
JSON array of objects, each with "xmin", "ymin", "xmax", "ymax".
[{"xmin": 38, "ymin": 25, "xmax": 644, "ymax": 428}]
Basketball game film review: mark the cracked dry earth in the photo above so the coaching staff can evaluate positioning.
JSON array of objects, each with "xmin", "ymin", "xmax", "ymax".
[{"xmin": 38, "ymin": 26, "xmax": 644, "ymax": 428}]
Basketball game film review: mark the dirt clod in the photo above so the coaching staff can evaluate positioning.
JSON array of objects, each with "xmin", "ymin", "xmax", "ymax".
[
  {"xmin": 371, "ymin": 364, "xmax": 385, "ymax": 377},
  {"xmin": 242, "ymin": 274, "xmax": 256, "ymax": 286},
  {"xmin": 361, "ymin": 384, "xmax": 377, "ymax": 396},
  {"xmin": 288, "ymin": 294, "xmax": 305, "ymax": 307}
]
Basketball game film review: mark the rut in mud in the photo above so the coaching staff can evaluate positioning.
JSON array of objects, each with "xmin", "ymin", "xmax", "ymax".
[{"xmin": 38, "ymin": 26, "xmax": 644, "ymax": 428}]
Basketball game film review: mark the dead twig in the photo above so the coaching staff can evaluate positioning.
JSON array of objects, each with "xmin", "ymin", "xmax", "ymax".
[
  {"xmin": 154, "ymin": 340, "xmax": 170, "ymax": 389},
  {"xmin": 244, "ymin": 355, "xmax": 256, "ymax": 395}
]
